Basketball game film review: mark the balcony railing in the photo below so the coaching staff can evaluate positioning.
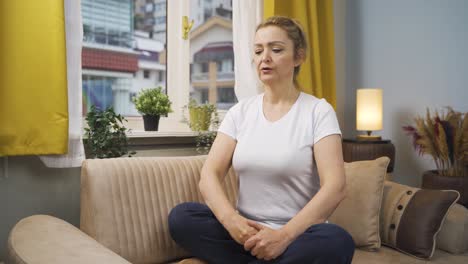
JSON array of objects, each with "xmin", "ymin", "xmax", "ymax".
[
  {"xmin": 83, "ymin": 31, "xmax": 134, "ymax": 48},
  {"xmin": 191, "ymin": 71, "xmax": 234, "ymax": 81}
]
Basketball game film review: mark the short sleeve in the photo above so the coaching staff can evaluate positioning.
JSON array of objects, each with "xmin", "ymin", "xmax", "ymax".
[
  {"xmin": 218, "ymin": 109, "xmax": 237, "ymax": 140},
  {"xmin": 313, "ymin": 99, "xmax": 342, "ymax": 144}
]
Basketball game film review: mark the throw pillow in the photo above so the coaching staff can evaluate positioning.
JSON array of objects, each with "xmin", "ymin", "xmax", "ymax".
[
  {"xmin": 436, "ymin": 203, "xmax": 468, "ymax": 254},
  {"xmin": 328, "ymin": 157, "xmax": 390, "ymax": 251},
  {"xmin": 380, "ymin": 181, "xmax": 459, "ymax": 259}
]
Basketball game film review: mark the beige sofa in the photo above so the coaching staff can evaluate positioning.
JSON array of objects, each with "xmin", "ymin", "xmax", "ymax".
[{"xmin": 7, "ymin": 156, "xmax": 468, "ymax": 264}]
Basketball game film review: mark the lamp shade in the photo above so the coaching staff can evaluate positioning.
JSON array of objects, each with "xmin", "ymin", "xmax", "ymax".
[{"xmin": 356, "ymin": 88, "xmax": 383, "ymax": 131}]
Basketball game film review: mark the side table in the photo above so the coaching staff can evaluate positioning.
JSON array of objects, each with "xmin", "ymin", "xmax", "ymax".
[{"xmin": 342, "ymin": 138, "xmax": 395, "ymax": 173}]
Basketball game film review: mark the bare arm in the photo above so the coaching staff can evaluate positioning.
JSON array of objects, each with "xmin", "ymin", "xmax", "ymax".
[
  {"xmin": 199, "ymin": 132, "xmax": 261, "ymax": 244},
  {"xmin": 199, "ymin": 132, "xmax": 237, "ymax": 223},
  {"xmin": 281, "ymin": 134, "xmax": 346, "ymax": 241}
]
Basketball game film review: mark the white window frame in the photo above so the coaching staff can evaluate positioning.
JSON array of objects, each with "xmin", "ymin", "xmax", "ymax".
[
  {"xmin": 130, "ymin": 0, "xmax": 228, "ymax": 134},
  {"xmin": 97, "ymin": 0, "xmax": 229, "ymax": 135},
  {"xmin": 163, "ymin": 0, "xmax": 191, "ymax": 132},
  {"xmin": 123, "ymin": 1, "xmax": 191, "ymax": 133}
]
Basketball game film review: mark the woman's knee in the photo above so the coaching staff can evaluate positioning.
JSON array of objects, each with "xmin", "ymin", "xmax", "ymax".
[
  {"xmin": 318, "ymin": 223, "xmax": 355, "ymax": 258},
  {"xmin": 168, "ymin": 202, "xmax": 207, "ymax": 240},
  {"xmin": 295, "ymin": 223, "xmax": 354, "ymax": 261}
]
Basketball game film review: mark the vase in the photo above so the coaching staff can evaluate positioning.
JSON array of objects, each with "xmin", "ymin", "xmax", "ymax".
[
  {"xmin": 189, "ymin": 107, "xmax": 212, "ymax": 131},
  {"xmin": 422, "ymin": 170, "xmax": 468, "ymax": 208},
  {"xmin": 143, "ymin": 115, "xmax": 160, "ymax": 131}
]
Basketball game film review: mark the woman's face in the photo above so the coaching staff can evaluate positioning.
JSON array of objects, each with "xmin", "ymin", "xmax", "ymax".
[{"xmin": 253, "ymin": 26, "xmax": 301, "ymax": 86}]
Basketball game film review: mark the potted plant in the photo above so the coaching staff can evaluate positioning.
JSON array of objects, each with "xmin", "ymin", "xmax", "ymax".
[
  {"xmin": 132, "ymin": 87, "xmax": 173, "ymax": 131},
  {"xmin": 403, "ymin": 107, "xmax": 468, "ymax": 206},
  {"xmin": 195, "ymin": 130, "xmax": 218, "ymax": 154},
  {"xmin": 181, "ymin": 98, "xmax": 220, "ymax": 154},
  {"xmin": 84, "ymin": 105, "xmax": 135, "ymax": 159},
  {"xmin": 186, "ymin": 98, "xmax": 217, "ymax": 131}
]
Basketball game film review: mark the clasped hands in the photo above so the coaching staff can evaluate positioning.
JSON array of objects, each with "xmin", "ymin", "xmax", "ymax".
[{"xmin": 223, "ymin": 213, "xmax": 293, "ymax": 261}]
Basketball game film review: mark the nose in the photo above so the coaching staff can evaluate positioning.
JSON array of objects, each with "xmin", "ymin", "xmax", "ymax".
[{"xmin": 261, "ymin": 50, "xmax": 272, "ymax": 63}]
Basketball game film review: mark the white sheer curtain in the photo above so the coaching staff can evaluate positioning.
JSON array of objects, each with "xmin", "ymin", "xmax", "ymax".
[
  {"xmin": 232, "ymin": 0, "xmax": 264, "ymax": 100},
  {"xmin": 40, "ymin": 0, "xmax": 85, "ymax": 168}
]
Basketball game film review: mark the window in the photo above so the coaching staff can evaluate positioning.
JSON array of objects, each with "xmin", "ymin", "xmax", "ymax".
[
  {"xmin": 201, "ymin": 62, "xmax": 208, "ymax": 73},
  {"xmin": 144, "ymin": 17, "xmax": 155, "ymax": 26},
  {"xmin": 82, "ymin": 75, "xmax": 134, "ymax": 115},
  {"xmin": 155, "ymin": 2, "xmax": 166, "ymax": 12},
  {"xmin": 158, "ymin": 71, "xmax": 164, "ymax": 82},
  {"xmin": 145, "ymin": 3, "xmax": 154, "ymax": 12},
  {"xmin": 81, "ymin": 0, "xmax": 167, "ymax": 120},
  {"xmin": 143, "ymin": 70, "xmax": 150, "ymax": 79},
  {"xmin": 189, "ymin": 1, "xmax": 236, "ymax": 108},
  {"xmin": 217, "ymin": 87, "xmax": 236, "ymax": 110},
  {"xmin": 222, "ymin": 59, "xmax": 232, "ymax": 72},
  {"xmin": 156, "ymin": 16, "xmax": 166, "ymax": 25},
  {"xmin": 81, "ymin": 0, "xmax": 133, "ymax": 48},
  {"xmin": 81, "ymin": 0, "xmax": 236, "ymax": 132}
]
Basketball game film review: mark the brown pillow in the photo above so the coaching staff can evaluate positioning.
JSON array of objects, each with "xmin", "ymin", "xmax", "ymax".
[
  {"xmin": 380, "ymin": 181, "xmax": 459, "ymax": 259},
  {"xmin": 329, "ymin": 157, "xmax": 390, "ymax": 250}
]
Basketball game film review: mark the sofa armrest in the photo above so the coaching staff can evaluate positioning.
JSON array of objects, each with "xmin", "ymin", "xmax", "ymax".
[{"xmin": 7, "ymin": 215, "xmax": 131, "ymax": 264}]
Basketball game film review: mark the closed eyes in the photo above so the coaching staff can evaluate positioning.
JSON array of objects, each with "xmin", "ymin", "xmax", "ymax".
[{"xmin": 254, "ymin": 48, "xmax": 283, "ymax": 55}]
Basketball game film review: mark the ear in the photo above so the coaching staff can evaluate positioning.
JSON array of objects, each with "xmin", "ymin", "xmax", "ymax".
[{"xmin": 294, "ymin": 49, "xmax": 305, "ymax": 66}]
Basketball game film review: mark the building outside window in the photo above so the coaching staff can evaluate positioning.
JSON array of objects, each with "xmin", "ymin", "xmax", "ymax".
[
  {"xmin": 81, "ymin": 0, "xmax": 166, "ymax": 118},
  {"xmin": 82, "ymin": 0, "xmax": 236, "ymax": 130},
  {"xmin": 82, "ymin": 0, "xmax": 133, "ymax": 48},
  {"xmin": 189, "ymin": 0, "xmax": 237, "ymax": 109}
]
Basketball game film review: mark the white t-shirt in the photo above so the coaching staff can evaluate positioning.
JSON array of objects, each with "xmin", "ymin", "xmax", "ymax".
[{"xmin": 218, "ymin": 91, "xmax": 341, "ymax": 229}]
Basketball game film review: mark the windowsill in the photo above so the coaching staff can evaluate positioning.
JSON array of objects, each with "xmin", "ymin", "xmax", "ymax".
[
  {"xmin": 83, "ymin": 110, "xmax": 227, "ymax": 148},
  {"xmin": 127, "ymin": 130, "xmax": 198, "ymax": 138},
  {"xmin": 126, "ymin": 130, "xmax": 198, "ymax": 147}
]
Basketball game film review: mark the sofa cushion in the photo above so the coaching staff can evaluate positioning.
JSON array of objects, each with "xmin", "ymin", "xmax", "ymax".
[
  {"xmin": 380, "ymin": 181, "xmax": 459, "ymax": 259},
  {"xmin": 329, "ymin": 157, "xmax": 390, "ymax": 250},
  {"xmin": 173, "ymin": 248, "xmax": 468, "ymax": 264},
  {"xmin": 352, "ymin": 246, "xmax": 468, "ymax": 264},
  {"xmin": 436, "ymin": 203, "xmax": 468, "ymax": 254},
  {"xmin": 176, "ymin": 258, "xmax": 207, "ymax": 264}
]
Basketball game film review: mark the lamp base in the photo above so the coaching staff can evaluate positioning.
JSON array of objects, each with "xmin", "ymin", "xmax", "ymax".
[{"xmin": 356, "ymin": 134, "xmax": 382, "ymax": 141}]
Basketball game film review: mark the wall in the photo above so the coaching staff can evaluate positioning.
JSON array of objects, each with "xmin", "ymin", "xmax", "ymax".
[
  {"xmin": 0, "ymin": 146, "xmax": 199, "ymax": 261},
  {"xmin": 335, "ymin": 0, "xmax": 468, "ymax": 186}
]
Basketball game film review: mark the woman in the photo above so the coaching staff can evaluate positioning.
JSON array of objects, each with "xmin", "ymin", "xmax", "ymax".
[{"xmin": 169, "ymin": 16, "xmax": 355, "ymax": 264}]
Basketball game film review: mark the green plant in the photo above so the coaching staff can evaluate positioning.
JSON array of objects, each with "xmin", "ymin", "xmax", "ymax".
[
  {"xmin": 84, "ymin": 105, "xmax": 135, "ymax": 159},
  {"xmin": 132, "ymin": 87, "xmax": 173, "ymax": 116},
  {"xmin": 403, "ymin": 107, "xmax": 468, "ymax": 177},
  {"xmin": 195, "ymin": 131, "xmax": 217, "ymax": 154},
  {"xmin": 181, "ymin": 98, "xmax": 220, "ymax": 154},
  {"xmin": 189, "ymin": 98, "xmax": 217, "ymax": 131}
]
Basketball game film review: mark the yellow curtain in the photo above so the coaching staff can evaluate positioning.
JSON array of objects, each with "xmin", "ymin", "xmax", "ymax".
[
  {"xmin": 264, "ymin": 0, "xmax": 337, "ymax": 108},
  {"xmin": 0, "ymin": 0, "xmax": 68, "ymax": 156}
]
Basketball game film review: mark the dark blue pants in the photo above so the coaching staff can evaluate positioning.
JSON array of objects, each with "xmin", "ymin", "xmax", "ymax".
[{"xmin": 168, "ymin": 202, "xmax": 355, "ymax": 264}]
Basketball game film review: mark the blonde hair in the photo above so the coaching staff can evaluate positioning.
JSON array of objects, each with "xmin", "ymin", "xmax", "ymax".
[{"xmin": 256, "ymin": 16, "xmax": 308, "ymax": 88}]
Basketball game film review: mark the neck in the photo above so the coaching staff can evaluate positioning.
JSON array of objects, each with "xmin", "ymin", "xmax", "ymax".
[{"xmin": 263, "ymin": 81, "xmax": 300, "ymax": 105}]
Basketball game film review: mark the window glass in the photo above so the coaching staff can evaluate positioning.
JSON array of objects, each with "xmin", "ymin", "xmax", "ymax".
[
  {"xmin": 189, "ymin": 0, "xmax": 237, "ymax": 108},
  {"xmin": 143, "ymin": 70, "xmax": 150, "ymax": 79},
  {"xmin": 81, "ymin": 0, "xmax": 236, "ymax": 131},
  {"xmin": 81, "ymin": 0, "xmax": 167, "ymax": 117}
]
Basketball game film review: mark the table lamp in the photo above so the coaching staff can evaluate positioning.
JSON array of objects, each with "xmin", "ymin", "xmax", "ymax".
[{"xmin": 356, "ymin": 88, "xmax": 383, "ymax": 141}]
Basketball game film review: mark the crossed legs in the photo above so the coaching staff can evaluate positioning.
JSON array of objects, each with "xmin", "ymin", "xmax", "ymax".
[{"xmin": 169, "ymin": 202, "xmax": 355, "ymax": 264}]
